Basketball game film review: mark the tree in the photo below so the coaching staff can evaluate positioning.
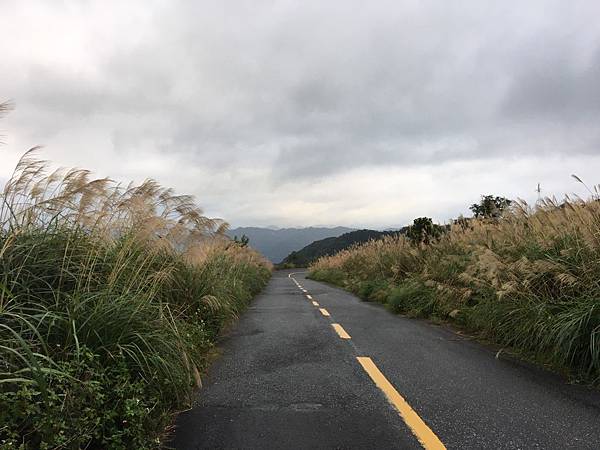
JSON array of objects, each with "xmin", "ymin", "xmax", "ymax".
[
  {"xmin": 406, "ymin": 217, "xmax": 443, "ymax": 245},
  {"xmin": 469, "ymin": 195, "xmax": 512, "ymax": 219},
  {"xmin": 233, "ymin": 234, "xmax": 250, "ymax": 247}
]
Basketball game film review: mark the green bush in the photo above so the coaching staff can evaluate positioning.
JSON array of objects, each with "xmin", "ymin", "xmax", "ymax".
[
  {"xmin": 0, "ymin": 229, "xmax": 271, "ymax": 448},
  {"xmin": 1, "ymin": 348, "xmax": 163, "ymax": 449},
  {"xmin": 309, "ymin": 194, "xmax": 600, "ymax": 381},
  {"xmin": 357, "ymin": 280, "xmax": 390, "ymax": 302},
  {"xmin": 386, "ymin": 281, "xmax": 437, "ymax": 317},
  {"xmin": 0, "ymin": 154, "xmax": 272, "ymax": 448},
  {"xmin": 308, "ymin": 268, "xmax": 346, "ymax": 286}
]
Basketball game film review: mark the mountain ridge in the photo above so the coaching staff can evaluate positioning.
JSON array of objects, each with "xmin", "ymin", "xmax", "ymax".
[
  {"xmin": 226, "ymin": 226, "xmax": 355, "ymax": 262},
  {"xmin": 279, "ymin": 229, "xmax": 405, "ymax": 267}
]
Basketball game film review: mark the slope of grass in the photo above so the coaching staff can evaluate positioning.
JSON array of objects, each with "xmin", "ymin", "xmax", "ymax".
[
  {"xmin": 0, "ymin": 152, "xmax": 271, "ymax": 448},
  {"xmin": 309, "ymin": 195, "xmax": 600, "ymax": 382}
]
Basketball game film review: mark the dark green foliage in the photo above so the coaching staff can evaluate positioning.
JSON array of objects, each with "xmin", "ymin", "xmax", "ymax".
[
  {"xmin": 357, "ymin": 280, "xmax": 381, "ymax": 300},
  {"xmin": 386, "ymin": 281, "xmax": 438, "ymax": 317},
  {"xmin": 356, "ymin": 280, "xmax": 390, "ymax": 302},
  {"xmin": 405, "ymin": 218, "xmax": 445, "ymax": 245},
  {"xmin": 469, "ymin": 195, "xmax": 512, "ymax": 218},
  {"xmin": 1, "ymin": 349, "xmax": 163, "ymax": 449},
  {"xmin": 233, "ymin": 234, "xmax": 250, "ymax": 247},
  {"xmin": 0, "ymin": 229, "xmax": 270, "ymax": 448},
  {"xmin": 309, "ymin": 268, "xmax": 347, "ymax": 286}
]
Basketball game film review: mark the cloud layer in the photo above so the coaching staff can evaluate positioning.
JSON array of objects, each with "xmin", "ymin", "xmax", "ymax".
[{"xmin": 1, "ymin": 0, "xmax": 600, "ymax": 227}]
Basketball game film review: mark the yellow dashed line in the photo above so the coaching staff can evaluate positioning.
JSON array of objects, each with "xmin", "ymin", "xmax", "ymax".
[
  {"xmin": 331, "ymin": 323, "xmax": 351, "ymax": 339},
  {"xmin": 297, "ymin": 272, "xmax": 444, "ymax": 449},
  {"xmin": 357, "ymin": 357, "xmax": 446, "ymax": 450}
]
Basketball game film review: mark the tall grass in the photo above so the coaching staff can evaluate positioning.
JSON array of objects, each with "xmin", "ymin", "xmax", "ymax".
[
  {"xmin": 0, "ymin": 151, "xmax": 271, "ymax": 448},
  {"xmin": 310, "ymin": 193, "xmax": 600, "ymax": 381}
]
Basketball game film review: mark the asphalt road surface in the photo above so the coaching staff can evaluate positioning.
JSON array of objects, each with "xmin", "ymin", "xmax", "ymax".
[{"xmin": 170, "ymin": 270, "xmax": 600, "ymax": 450}]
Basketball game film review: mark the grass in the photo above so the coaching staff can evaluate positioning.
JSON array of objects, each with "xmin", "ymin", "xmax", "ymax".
[
  {"xmin": 309, "ymin": 193, "xmax": 600, "ymax": 382},
  {"xmin": 0, "ymin": 150, "xmax": 271, "ymax": 448}
]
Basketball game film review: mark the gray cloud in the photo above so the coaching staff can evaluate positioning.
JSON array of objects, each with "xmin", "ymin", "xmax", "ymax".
[
  {"xmin": 501, "ymin": 44, "xmax": 600, "ymax": 121},
  {"xmin": 1, "ymin": 0, "xmax": 600, "ymax": 227}
]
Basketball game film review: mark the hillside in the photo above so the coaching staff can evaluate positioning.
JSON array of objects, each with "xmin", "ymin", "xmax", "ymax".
[
  {"xmin": 227, "ymin": 226, "xmax": 354, "ymax": 262},
  {"xmin": 280, "ymin": 229, "xmax": 403, "ymax": 267}
]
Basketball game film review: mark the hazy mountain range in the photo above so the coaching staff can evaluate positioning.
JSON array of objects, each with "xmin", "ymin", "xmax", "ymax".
[{"xmin": 226, "ymin": 226, "xmax": 354, "ymax": 262}]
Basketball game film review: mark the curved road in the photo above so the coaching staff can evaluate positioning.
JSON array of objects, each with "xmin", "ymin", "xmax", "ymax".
[{"xmin": 170, "ymin": 270, "xmax": 600, "ymax": 449}]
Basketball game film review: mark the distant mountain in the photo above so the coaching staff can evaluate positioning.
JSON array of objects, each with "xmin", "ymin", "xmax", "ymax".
[
  {"xmin": 226, "ymin": 226, "xmax": 355, "ymax": 263},
  {"xmin": 280, "ymin": 228, "xmax": 406, "ymax": 267}
]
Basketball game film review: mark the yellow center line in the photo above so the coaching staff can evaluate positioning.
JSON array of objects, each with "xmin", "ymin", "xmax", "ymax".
[
  {"xmin": 331, "ymin": 323, "xmax": 351, "ymax": 339},
  {"xmin": 311, "ymin": 300, "xmax": 319, "ymax": 306},
  {"xmin": 319, "ymin": 308, "xmax": 330, "ymax": 317},
  {"xmin": 356, "ymin": 357, "xmax": 446, "ymax": 450}
]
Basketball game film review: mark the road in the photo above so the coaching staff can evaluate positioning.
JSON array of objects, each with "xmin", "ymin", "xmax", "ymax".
[{"xmin": 170, "ymin": 270, "xmax": 600, "ymax": 449}]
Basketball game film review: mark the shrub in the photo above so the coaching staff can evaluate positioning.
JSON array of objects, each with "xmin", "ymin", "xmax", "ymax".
[
  {"xmin": 0, "ymin": 348, "xmax": 164, "ymax": 449},
  {"xmin": 309, "ymin": 268, "xmax": 346, "ymax": 286},
  {"xmin": 357, "ymin": 280, "xmax": 390, "ymax": 302},
  {"xmin": 386, "ymin": 281, "xmax": 437, "ymax": 317},
  {"xmin": 0, "ymin": 152, "xmax": 272, "ymax": 448},
  {"xmin": 309, "ymin": 193, "xmax": 600, "ymax": 381}
]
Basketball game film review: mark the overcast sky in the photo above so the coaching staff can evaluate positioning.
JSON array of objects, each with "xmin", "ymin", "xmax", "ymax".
[{"xmin": 1, "ymin": 1, "xmax": 599, "ymax": 228}]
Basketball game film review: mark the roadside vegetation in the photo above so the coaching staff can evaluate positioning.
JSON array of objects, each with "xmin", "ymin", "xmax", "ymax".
[
  {"xmin": 309, "ymin": 190, "xmax": 600, "ymax": 382},
  {"xmin": 0, "ymin": 106, "xmax": 271, "ymax": 448}
]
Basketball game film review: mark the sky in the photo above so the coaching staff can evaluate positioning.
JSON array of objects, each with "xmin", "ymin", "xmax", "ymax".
[{"xmin": 1, "ymin": 0, "xmax": 599, "ymax": 229}]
